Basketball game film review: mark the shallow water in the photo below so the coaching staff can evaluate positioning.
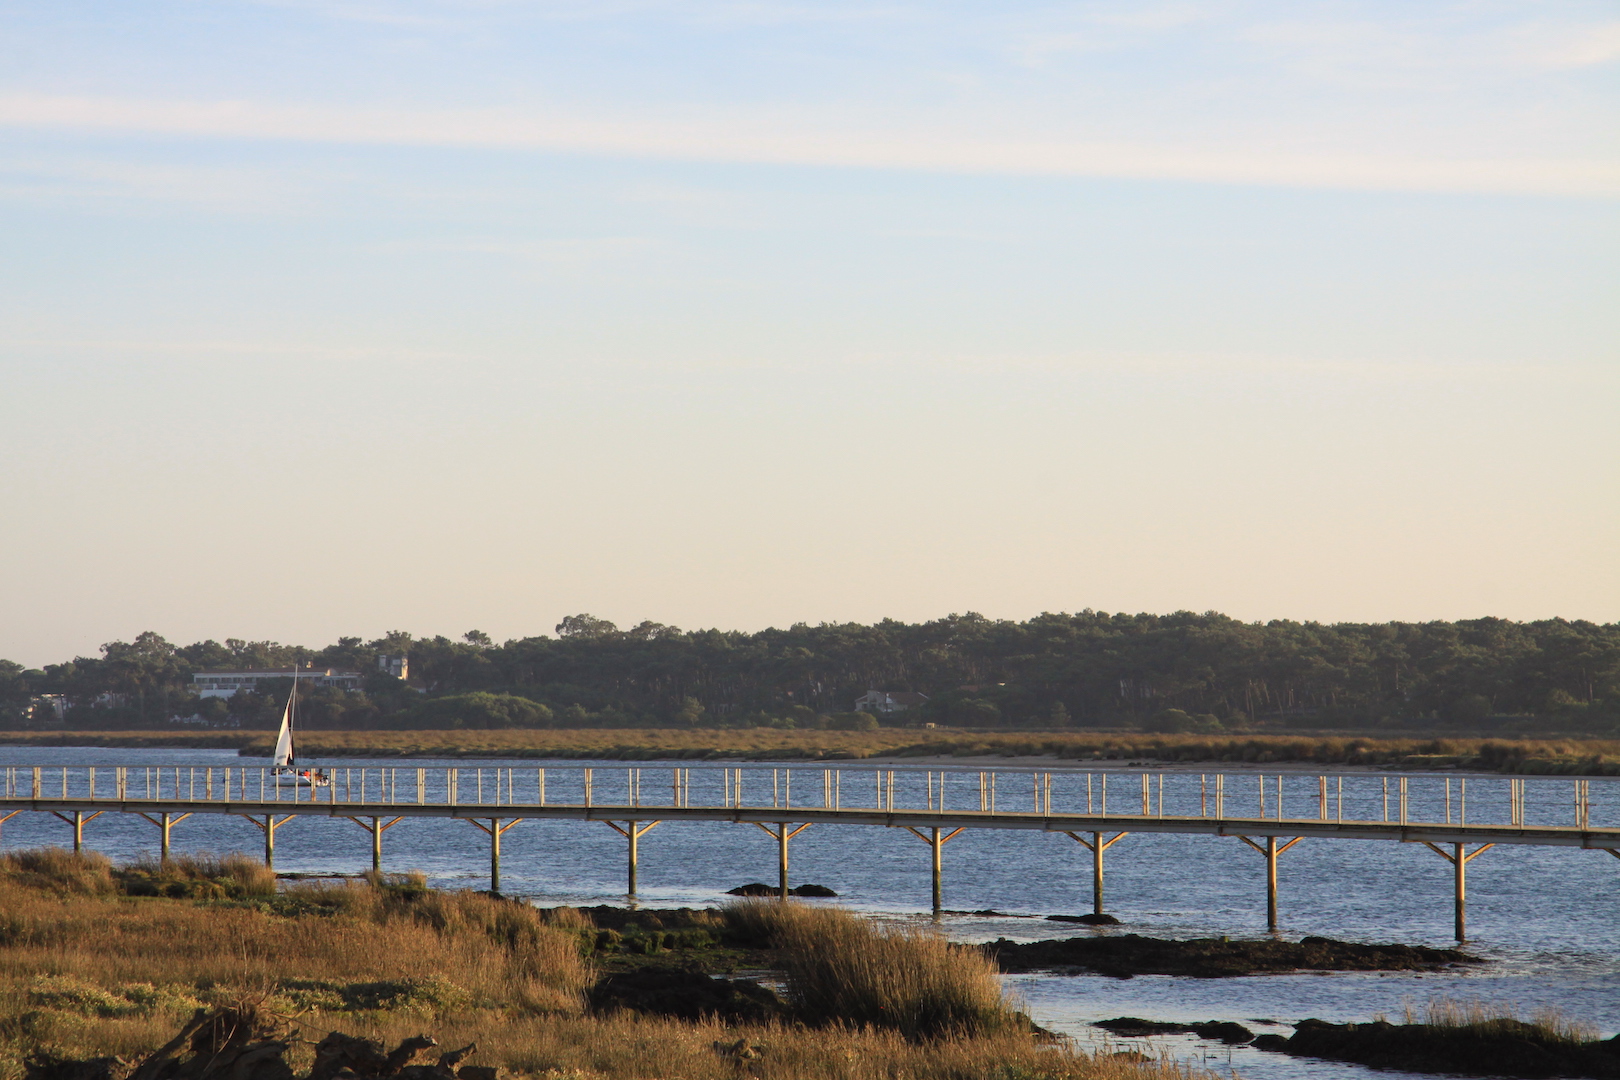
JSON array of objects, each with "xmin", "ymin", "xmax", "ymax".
[{"xmin": 3, "ymin": 745, "xmax": 1617, "ymax": 1080}]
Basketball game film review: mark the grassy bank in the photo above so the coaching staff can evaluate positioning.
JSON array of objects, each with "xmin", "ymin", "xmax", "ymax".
[
  {"xmin": 5, "ymin": 728, "xmax": 1620, "ymax": 774},
  {"xmin": 0, "ymin": 849, "xmax": 1174, "ymax": 1080}
]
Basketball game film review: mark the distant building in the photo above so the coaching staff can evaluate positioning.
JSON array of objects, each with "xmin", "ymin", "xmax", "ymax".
[
  {"xmin": 853, "ymin": 690, "xmax": 930, "ymax": 715},
  {"xmin": 193, "ymin": 669, "xmax": 362, "ymax": 699},
  {"xmin": 377, "ymin": 655, "xmax": 409, "ymax": 680}
]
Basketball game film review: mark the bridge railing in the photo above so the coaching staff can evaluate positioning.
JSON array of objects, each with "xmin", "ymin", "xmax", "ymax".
[{"xmin": 0, "ymin": 764, "xmax": 1607, "ymax": 830}]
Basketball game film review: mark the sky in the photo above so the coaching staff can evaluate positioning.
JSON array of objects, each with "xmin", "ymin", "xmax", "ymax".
[{"xmin": 0, "ymin": 1, "xmax": 1616, "ymax": 667}]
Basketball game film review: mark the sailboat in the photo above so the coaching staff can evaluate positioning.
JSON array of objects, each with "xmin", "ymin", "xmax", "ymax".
[{"xmin": 273, "ymin": 664, "xmax": 330, "ymax": 787}]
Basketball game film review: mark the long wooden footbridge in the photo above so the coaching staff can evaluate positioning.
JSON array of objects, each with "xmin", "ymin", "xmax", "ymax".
[{"xmin": 2, "ymin": 763, "xmax": 1616, "ymax": 940}]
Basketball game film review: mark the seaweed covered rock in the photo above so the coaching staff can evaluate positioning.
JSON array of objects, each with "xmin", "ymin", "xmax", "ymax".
[
  {"xmin": 1262, "ymin": 1018, "xmax": 1620, "ymax": 1078},
  {"xmin": 1095, "ymin": 1017, "xmax": 1255, "ymax": 1044},
  {"xmin": 725, "ymin": 884, "xmax": 777, "ymax": 896},
  {"xmin": 990, "ymin": 934, "xmax": 1480, "ymax": 978}
]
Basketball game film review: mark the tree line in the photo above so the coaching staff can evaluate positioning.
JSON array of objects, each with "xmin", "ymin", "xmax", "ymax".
[{"xmin": 1, "ymin": 611, "xmax": 1617, "ymax": 733}]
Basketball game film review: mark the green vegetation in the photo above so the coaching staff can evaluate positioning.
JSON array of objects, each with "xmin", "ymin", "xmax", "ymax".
[
  {"xmin": 0, "ymin": 850, "xmax": 1168, "ymax": 1080},
  {"xmin": 4, "ymin": 612, "xmax": 1617, "ymax": 734}
]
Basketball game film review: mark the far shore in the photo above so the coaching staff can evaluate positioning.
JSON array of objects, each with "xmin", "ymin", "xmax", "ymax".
[{"xmin": 1, "ymin": 728, "xmax": 1617, "ymax": 775}]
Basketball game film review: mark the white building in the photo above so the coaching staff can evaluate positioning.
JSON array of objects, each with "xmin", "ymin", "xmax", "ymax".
[
  {"xmin": 852, "ymin": 690, "xmax": 930, "ymax": 715},
  {"xmin": 193, "ymin": 669, "xmax": 363, "ymax": 699}
]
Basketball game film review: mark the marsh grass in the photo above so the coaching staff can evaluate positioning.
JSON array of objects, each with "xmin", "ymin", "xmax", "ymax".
[
  {"xmin": 1381, "ymin": 997, "xmax": 1600, "ymax": 1045},
  {"xmin": 724, "ymin": 900, "xmax": 1017, "ymax": 1040},
  {"xmin": 0, "ymin": 852, "xmax": 1196, "ymax": 1080}
]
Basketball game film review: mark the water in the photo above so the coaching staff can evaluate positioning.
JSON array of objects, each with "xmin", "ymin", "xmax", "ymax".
[{"xmin": 4, "ymin": 745, "xmax": 1618, "ymax": 1080}]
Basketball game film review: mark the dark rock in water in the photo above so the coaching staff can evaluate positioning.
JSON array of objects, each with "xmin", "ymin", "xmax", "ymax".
[
  {"xmin": 589, "ymin": 970, "xmax": 787, "ymax": 1024},
  {"xmin": 1096, "ymin": 1017, "xmax": 1186, "ymax": 1037},
  {"xmin": 726, "ymin": 883, "xmax": 778, "ymax": 896},
  {"xmin": 1257, "ymin": 1018, "xmax": 1620, "ymax": 1078},
  {"xmin": 989, "ymin": 933, "xmax": 1481, "ymax": 978},
  {"xmin": 789, "ymin": 883, "xmax": 838, "ymax": 897},
  {"xmin": 1095, "ymin": 1018, "xmax": 1254, "ymax": 1044},
  {"xmin": 1047, "ymin": 913, "xmax": 1121, "ymax": 925},
  {"xmin": 1196, "ymin": 1022, "xmax": 1258, "ymax": 1045}
]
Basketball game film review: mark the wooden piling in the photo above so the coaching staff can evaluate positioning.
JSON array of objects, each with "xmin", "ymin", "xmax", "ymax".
[
  {"xmin": 490, "ymin": 818, "xmax": 501, "ymax": 893},
  {"xmin": 778, "ymin": 823, "xmax": 789, "ymax": 899},
  {"xmin": 1454, "ymin": 841, "xmax": 1466, "ymax": 941},
  {"xmin": 1266, "ymin": 836, "xmax": 1278, "ymax": 930},
  {"xmin": 629, "ymin": 820, "xmax": 639, "ymax": 895},
  {"xmin": 1093, "ymin": 831, "xmax": 1105, "ymax": 915},
  {"xmin": 931, "ymin": 827, "xmax": 943, "ymax": 912}
]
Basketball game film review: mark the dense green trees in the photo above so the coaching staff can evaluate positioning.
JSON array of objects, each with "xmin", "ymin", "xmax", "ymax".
[{"xmin": 2, "ymin": 612, "xmax": 1617, "ymax": 732}]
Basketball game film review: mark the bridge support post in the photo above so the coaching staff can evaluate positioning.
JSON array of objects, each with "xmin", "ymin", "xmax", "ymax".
[
  {"xmin": 135, "ymin": 811, "xmax": 190, "ymax": 865},
  {"xmin": 904, "ymin": 826, "xmax": 964, "ymax": 914},
  {"xmin": 1421, "ymin": 841, "xmax": 1493, "ymax": 941},
  {"xmin": 1235, "ymin": 835, "xmax": 1302, "ymax": 931},
  {"xmin": 49, "ymin": 810, "xmax": 104, "ymax": 855},
  {"xmin": 491, "ymin": 819, "xmax": 500, "ymax": 893},
  {"xmin": 1267, "ymin": 837, "xmax": 1278, "ymax": 929},
  {"xmin": 751, "ymin": 823, "xmax": 811, "ymax": 900},
  {"xmin": 466, "ymin": 819, "xmax": 521, "ymax": 894},
  {"xmin": 0, "ymin": 809, "xmax": 20, "ymax": 849},
  {"xmin": 604, "ymin": 821, "xmax": 663, "ymax": 896},
  {"xmin": 344, "ymin": 816, "xmax": 404, "ymax": 874},
  {"xmin": 1060, "ymin": 831, "xmax": 1128, "ymax": 917}
]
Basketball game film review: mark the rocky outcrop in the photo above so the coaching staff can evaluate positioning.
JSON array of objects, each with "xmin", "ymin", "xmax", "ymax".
[{"xmin": 989, "ymin": 934, "xmax": 1480, "ymax": 978}]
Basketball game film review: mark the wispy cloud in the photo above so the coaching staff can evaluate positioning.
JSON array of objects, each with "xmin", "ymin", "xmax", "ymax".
[{"xmin": 0, "ymin": 92, "xmax": 1613, "ymax": 197}]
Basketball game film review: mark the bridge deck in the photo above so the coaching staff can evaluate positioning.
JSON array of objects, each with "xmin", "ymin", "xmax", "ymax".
[{"xmin": 5, "ymin": 796, "xmax": 1618, "ymax": 850}]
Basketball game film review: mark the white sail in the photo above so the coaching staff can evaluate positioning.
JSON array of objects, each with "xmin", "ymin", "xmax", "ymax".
[{"xmin": 273, "ymin": 701, "xmax": 294, "ymax": 767}]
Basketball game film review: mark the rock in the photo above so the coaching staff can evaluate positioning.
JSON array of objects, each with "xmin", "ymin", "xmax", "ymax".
[
  {"xmin": 1251, "ymin": 1035, "xmax": 1289, "ymax": 1051},
  {"xmin": 1268, "ymin": 1017, "xmax": 1620, "ymax": 1077},
  {"xmin": 456, "ymin": 1069, "xmax": 498, "ymax": 1080},
  {"xmin": 1094, "ymin": 1018, "xmax": 1254, "ymax": 1044},
  {"xmin": 1193, "ymin": 1022, "xmax": 1255, "ymax": 1045},
  {"xmin": 589, "ymin": 970, "xmax": 788, "ymax": 1024},
  {"xmin": 725, "ymin": 883, "xmax": 777, "ymax": 896},
  {"xmin": 1096, "ymin": 1018, "xmax": 1184, "ymax": 1037},
  {"xmin": 989, "ymin": 933, "xmax": 1482, "ymax": 978},
  {"xmin": 1047, "ymin": 913, "xmax": 1120, "ymax": 925},
  {"xmin": 789, "ymin": 884, "xmax": 838, "ymax": 897}
]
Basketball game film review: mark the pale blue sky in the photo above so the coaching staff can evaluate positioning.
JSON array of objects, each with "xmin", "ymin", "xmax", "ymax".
[{"xmin": 0, "ymin": 1, "xmax": 1616, "ymax": 665}]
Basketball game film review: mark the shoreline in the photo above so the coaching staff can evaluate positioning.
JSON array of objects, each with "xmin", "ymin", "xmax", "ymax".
[{"xmin": 1, "ymin": 729, "xmax": 1617, "ymax": 776}]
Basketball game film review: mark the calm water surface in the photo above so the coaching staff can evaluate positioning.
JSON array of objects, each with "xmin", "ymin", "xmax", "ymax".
[{"xmin": 4, "ymin": 746, "xmax": 1617, "ymax": 1080}]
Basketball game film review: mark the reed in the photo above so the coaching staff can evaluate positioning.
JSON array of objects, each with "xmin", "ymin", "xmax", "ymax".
[
  {"xmin": 723, "ymin": 900, "xmax": 1017, "ymax": 1040},
  {"xmin": 1393, "ymin": 997, "xmax": 1599, "ymax": 1044},
  {"xmin": 0, "ymin": 855, "xmax": 1189, "ymax": 1080}
]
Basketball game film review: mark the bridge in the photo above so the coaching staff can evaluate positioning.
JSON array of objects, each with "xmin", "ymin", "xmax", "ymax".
[{"xmin": 3, "ymin": 763, "xmax": 1616, "ymax": 940}]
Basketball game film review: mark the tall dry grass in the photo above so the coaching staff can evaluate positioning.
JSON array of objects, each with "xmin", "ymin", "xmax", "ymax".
[
  {"xmin": 724, "ymin": 900, "xmax": 1016, "ymax": 1040},
  {"xmin": 0, "ymin": 856, "xmax": 593, "ymax": 1080},
  {"xmin": 0, "ymin": 854, "xmax": 1194, "ymax": 1080},
  {"xmin": 1386, "ymin": 997, "xmax": 1600, "ymax": 1044}
]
